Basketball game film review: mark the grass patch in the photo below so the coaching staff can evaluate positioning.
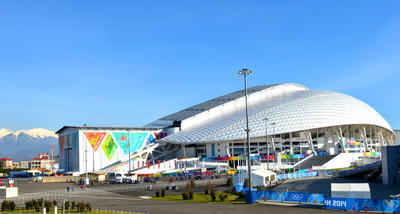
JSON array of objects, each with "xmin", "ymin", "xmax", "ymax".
[{"xmin": 151, "ymin": 193, "xmax": 245, "ymax": 204}]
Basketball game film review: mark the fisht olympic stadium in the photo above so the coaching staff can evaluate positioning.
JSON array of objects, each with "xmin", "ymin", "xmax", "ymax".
[{"xmin": 57, "ymin": 83, "xmax": 396, "ymax": 174}]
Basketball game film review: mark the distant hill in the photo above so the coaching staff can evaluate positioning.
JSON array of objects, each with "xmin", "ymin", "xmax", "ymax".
[{"xmin": 0, "ymin": 128, "xmax": 58, "ymax": 161}]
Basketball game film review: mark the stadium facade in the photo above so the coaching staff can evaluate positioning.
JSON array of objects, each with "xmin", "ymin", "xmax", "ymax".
[{"xmin": 57, "ymin": 83, "xmax": 396, "ymax": 174}]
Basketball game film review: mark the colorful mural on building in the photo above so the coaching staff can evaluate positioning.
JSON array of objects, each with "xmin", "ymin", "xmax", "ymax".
[
  {"xmin": 112, "ymin": 132, "xmax": 153, "ymax": 155},
  {"xmin": 71, "ymin": 132, "xmax": 79, "ymax": 155},
  {"xmin": 102, "ymin": 134, "xmax": 117, "ymax": 160},
  {"xmin": 58, "ymin": 135, "xmax": 65, "ymax": 157},
  {"xmin": 85, "ymin": 132, "xmax": 106, "ymax": 152}
]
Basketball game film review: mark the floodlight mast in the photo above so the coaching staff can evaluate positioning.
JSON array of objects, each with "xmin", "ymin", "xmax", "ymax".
[{"xmin": 237, "ymin": 68, "xmax": 253, "ymax": 191}]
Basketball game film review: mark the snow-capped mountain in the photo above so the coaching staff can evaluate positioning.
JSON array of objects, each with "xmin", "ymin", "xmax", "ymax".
[{"xmin": 0, "ymin": 128, "xmax": 58, "ymax": 161}]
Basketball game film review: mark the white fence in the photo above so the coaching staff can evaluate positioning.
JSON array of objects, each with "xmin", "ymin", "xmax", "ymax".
[{"xmin": 0, "ymin": 178, "xmax": 226, "ymax": 204}]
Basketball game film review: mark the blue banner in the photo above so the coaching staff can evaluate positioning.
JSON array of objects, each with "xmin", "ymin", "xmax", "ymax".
[
  {"xmin": 254, "ymin": 191, "xmax": 400, "ymax": 212},
  {"xmin": 276, "ymin": 171, "xmax": 318, "ymax": 180},
  {"xmin": 324, "ymin": 197, "xmax": 358, "ymax": 211},
  {"xmin": 254, "ymin": 191, "xmax": 325, "ymax": 204}
]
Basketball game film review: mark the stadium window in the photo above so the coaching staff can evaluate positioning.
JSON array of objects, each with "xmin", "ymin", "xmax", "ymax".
[
  {"xmin": 311, "ymin": 132, "xmax": 317, "ymax": 139},
  {"xmin": 282, "ymin": 133, "xmax": 290, "ymax": 139},
  {"xmin": 292, "ymin": 132, "xmax": 300, "ymax": 138}
]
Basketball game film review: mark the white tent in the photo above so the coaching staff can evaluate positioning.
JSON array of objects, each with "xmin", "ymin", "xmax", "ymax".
[
  {"xmin": 252, "ymin": 169, "xmax": 277, "ymax": 187},
  {"xmin": 234, "ymin": 169, "xmax": 277, "ymax": 187}
]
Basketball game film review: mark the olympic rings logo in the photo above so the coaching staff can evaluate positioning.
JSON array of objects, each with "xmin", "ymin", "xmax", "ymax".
[{"xmin": 291, "ymin": 193, "xmax": 303, "ymax": 201}]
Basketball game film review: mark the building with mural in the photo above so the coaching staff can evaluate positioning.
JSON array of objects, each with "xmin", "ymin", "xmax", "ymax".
[
  {"xmin": 57, "ymin": 83, "xmax": 395, "ymax": 174},
  {"xmin": 56, "ymin": 126, "xmax": 168, "ymax": 173}
]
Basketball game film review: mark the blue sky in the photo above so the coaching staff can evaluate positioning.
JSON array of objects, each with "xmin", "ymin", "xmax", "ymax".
[{"xmin": 0, "ymin": 1, "xmax": 399, "ymax": 131}]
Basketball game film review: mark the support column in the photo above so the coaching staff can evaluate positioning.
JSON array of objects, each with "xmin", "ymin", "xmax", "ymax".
[
  {"xmin": 338, "ymin": 127, "xmax": 346, "ymax": 153},
  {"xmin": 306, "ymin": 131, "xmax": 315, "ymax": 153}
]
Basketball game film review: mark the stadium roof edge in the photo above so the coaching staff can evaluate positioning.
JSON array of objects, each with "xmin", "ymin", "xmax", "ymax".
[{"xmin": 55, "ymin": 126, "xmax": 161, "ymax": 134}]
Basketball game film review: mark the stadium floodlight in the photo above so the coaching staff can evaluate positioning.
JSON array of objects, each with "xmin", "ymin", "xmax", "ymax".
[{"xmin": 237, "ymin": 68, "xmax": 254, "ymax": 203}]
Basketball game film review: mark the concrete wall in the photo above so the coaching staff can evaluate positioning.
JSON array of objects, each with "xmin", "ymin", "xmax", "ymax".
[{"xmin": 320, "ymin": 153, "xmax": 363, "ymax": 170}]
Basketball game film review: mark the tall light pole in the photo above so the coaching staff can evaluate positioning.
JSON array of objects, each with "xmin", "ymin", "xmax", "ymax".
[
  {"xmin": 128, "ymin": 130, "xmax": 131, "ymax": 175},
  {"xmin": 263, "ymin": 117, "xmax": 269, "ymax": 170},
  {"xmin": 271, "ymin": 122, "xmax": 276, "ymax": 170},
  {"xmin": 237, "ymin": 68, "xmax": 253, "ymax": 192}
]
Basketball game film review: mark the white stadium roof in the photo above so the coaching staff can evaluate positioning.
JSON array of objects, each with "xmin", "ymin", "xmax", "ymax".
[{"xmin": 157, "ymin": 83, "xmax": 393, "ymax": 144}]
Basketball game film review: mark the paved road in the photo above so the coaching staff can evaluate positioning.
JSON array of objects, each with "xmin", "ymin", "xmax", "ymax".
[
  {"xmin": 59, "ymin": 194, "xmax": 347, "ymax": 214},
  {"xmin": 7, "ymin": 180, "xmax": 354, "ymax": 213}
]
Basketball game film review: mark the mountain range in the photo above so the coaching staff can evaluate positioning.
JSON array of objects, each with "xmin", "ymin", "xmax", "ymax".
[{"xmin": 0, "ymin": 128, "xmax": 58, "ymax": 161}]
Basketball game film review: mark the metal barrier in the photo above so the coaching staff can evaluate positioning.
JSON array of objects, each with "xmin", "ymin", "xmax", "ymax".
[{"xmin": 255, "ymin": 190, "xmax": 400, "ymax": 212}]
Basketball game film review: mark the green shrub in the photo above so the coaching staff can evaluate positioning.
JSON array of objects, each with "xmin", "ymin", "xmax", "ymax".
[
  {"xmin": 71, "ymin": 201, "xmax": 76, "ymax": 210},
  {"xmin": 181, "ymin": 192, "xmax": 189, "ymax": 200},
  {"xmin": 204, "ymin": 188, "xmax": 209, "ymax": 195},
  {"xmin": 86, "ymin": 202, "xmax": 92, "ymax": 211},
  {"xmin": 38, "ymin": 198, "xmax": 44, "ymax": 207},
  {"xmin": 52, "ymin": 200, "xmax": 57, "ymax": 207},
  {"xmin": 1, "ymin": 200, "xmax": 9, "ymax": 211},
  {"xmin": 9, "ymin": 201, "xmax": 16, "ymax": 211},
  {"xmin": 189, "ymin": 191, "xmax": 194, "ymax": 199},
  {"xmin": 33, "ymin": 201, "xmax": 40, "ymax": 212},
  {"xmin": 161, "ymin": 189, "xmax": 165, "ymax": 197},
  {"xmin": 243, "ymin": 179, "xmax": 249, "ymax": 188},
  {"xmin": 155, "ymin": 190, "xmax": 160, "ymax": 197},
  {"xmin": 44, "ymin": 201, "xmax": 52, "ymax": 211},
  {"xmin": 77, "ymin": 202, "xmax": 85, "ymax": 212},
  {"xmin": 64, "ymin": 201, "xmax": 70, "ymax": 210},
  {"xmin": 25, "ymin": 201, "xmax": 32, "ymax": 210},
  {"xmin": 238, "ymin": 192, "xmax": 246, "ymax": 199},
  {"xmin": 226, "ymin": 177, "xmax": 233, "ymax": 187},
  {"xmin": 210, "ymin": 190, "xmax": 216, "ymax": 202},
  {"xmin": 219, "ymin": 193, "xmax": 228, "ymax": 202}
]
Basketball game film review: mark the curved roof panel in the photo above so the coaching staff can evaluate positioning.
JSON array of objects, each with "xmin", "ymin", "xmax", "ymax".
[
  {"xmin": 160, "ymin": 86, "xmax": 393, "ymax": 144},
  {"xmin": 158, "ymin": 84, "xmax": 279, "ymax": 122}
]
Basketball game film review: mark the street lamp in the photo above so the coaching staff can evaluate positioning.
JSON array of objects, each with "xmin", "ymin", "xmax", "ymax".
[
  {"xmin": 128, "ymin": 130, "xmax": 131, "ymax": 175},
  {"xmin": 237, "ymin": 68, "xmax": 253, "ymax": 202},
  {"xmin": 263, "ymin": 117, "xmax": 269, "ymax": 170},
  {"xmin": 271, "ymin": 122, "xmax": 276, "ymax": 170}
]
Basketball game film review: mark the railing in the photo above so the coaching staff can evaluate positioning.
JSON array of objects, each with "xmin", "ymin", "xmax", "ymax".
[{"xmin": 0, "ymin": 178, "xmax": 226, "ymax": 204}]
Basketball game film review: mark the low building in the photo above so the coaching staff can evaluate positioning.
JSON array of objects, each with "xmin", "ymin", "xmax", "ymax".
[
  {"xmin": 0, "ymin": 158, "xmax": 13, "ymax": 169},
  {"xmin": 29, "ymin": 153, "xmax": 56, "ymax": 171},
  {"xmin": 20, "ymin": 161, "xmax": 30, "ymax": 169}
]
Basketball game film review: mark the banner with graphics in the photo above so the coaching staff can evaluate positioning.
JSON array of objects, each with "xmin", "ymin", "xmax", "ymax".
[
  {"xmin": 58, "ymin": 135, "xmax": 65, "ymax": 157},
  {"xmin": 102, "ymin": 134, "xmax": 117, "ymax": 160},
  {"xmin": 255, "ymin": 191, "xmax": 325, "ymax": 204},
  {"xmin": 146, "ymin": 133, "xmax": 156, "ymax": 146},
  {"xmin": 85, "ymin": 132, "xmax": 106, "ymax": 152},
  {"xmin": 112, "ymin": 132, "xmax": 130, "ymax": 155},
  {"xmin": 71, "ymin": 132, "xmax": 79, "ymax": 155},
  {"xmin": 112, "ymin": 132, "xmax": 150, "ymax": 155},
  {"xmin": 66, "ymin": 134, "xmax": 71, "ymax": 147}
]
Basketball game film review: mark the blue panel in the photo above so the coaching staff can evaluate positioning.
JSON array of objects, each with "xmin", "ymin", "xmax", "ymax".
[{"xmin": 324, "ymin": 198, "xmax": 358, "ymax": 211}]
